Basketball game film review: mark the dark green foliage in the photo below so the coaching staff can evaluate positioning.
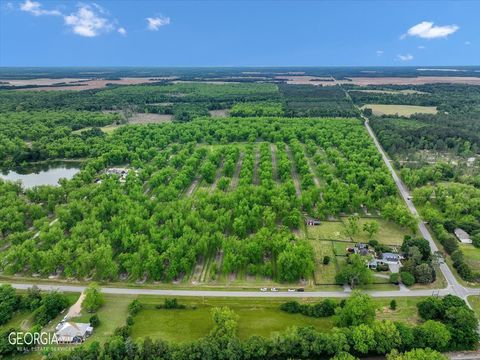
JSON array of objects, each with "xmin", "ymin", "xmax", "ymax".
[
  {"xmin": 128, "ymin": 299, "xmax": 143, "ymax": 315},
  {"xmin": 89, "ymin": 314, "xmax": 100, "ymax": 327},
  {"xmin": 280, "ymin": 299, "xmax": 337, "ymax": 317},
  {"xmin": 400, "ymin": 272, "xmax": 415, "ymax": 287},
  {"xmin": 33, "ymin": 291, "xmax": 70, "ymax": 326},
  {"xmin": 0, "ymin": 285, "xmax": 18, "ymax": 325},
  {"xmin": 162, "ymin": 298, "xmax": 186, "ymax": 310},
  {"xmin": 279, "ymin": 84, "xmax": 360, "ymax": 117},
  {"xmin": 323, "ymin": 255, "xmax": 331, "ymax": 265},
  {"xmin": 390, "ymin": 300, "xmax": 397, "ymax": 310},
  {"xmin": 417, "ymin": 295, "xmax": 479, "ymax": 350}
]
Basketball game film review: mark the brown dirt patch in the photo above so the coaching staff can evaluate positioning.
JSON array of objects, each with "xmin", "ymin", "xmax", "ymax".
[
  {"xmin": 8, "ymin": 77, "xmax": 176, "ymax": 91},
  {"xmin": 128, "ymin": 113, "xmax": 173, "ymax": 124}
]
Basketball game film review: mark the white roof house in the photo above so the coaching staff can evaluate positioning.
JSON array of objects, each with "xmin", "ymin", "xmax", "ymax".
[
  {"xmin": 55, "ymin": 322, "xmax": 93, "ymax": 343},
  {"xmin": 454, "ymin": 228, "xmax": 472, "ymax": 244}
]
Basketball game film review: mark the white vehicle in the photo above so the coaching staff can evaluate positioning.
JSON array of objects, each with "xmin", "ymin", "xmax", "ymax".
[
  {"xmin": 260, "ymin": 287, "xmax": 267, "ymax": 292},
  {"xmin": 287, "ymin": 288, "xmax": 295, "ymax": 292},
  {"xmin": 270, "ymin": 288, "xmax": 278, "ymax": 292}
]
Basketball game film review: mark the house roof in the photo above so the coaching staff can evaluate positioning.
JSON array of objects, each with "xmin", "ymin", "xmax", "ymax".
[
  {"xmin": 454, "ymin": 228, "xmax": 470, "ymax": 240},
  {"xmin": 56, "ymin": 322, "xmax": 91, "ymax": 338},
  {"xmin": 382, "ymin": 252, "xmax": 399, "ymax": 259}
]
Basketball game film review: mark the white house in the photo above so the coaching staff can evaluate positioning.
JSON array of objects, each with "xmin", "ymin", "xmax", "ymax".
[
  {"xmin": 55, "ymin": 322, "xmax": 93, "ymax": 343},
  {"xmin": 454, "ymin": 228, "xmax": 472, "ymax": 244}
]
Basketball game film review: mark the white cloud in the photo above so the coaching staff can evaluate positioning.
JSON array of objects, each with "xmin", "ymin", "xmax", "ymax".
[
  {"xmin": 465, "ymin": 41, "xmax": 471, "ymax": 45},
  {"xmin": 418, "ymin": 45, "xmax": 426, "ymax": 49},
  {"xmin": 397, "ymin": 54, "xmax": 414, "ymax": 61},
  {"xmin": 118, "ymin": 27, "xmax": 127, "ymax": 35},
  {"xmin": 64, "ymin": 4, "xmax": 114, "ymax": 37},
  {"xmin": 402, "ymin": 21, "xmax": 459, "ymax": 39},
  {"xmin": 376, "ymin": 50, "xmax": 384, "ymax": 56},
  {"xmin": 146, "ymin": 16, "xmax": 170, "ymax": 31},
  {"xmin": 20, "ymin": 0, "xmax": 61, "ymax": 16}
]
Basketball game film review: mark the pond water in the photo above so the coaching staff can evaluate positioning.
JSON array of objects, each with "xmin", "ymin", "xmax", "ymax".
[{"xmin": 0, "ymin": 161, "xmax": 81, "ymax": 188}]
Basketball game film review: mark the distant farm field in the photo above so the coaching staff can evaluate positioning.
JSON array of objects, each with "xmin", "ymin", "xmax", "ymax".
[
  {"xmin": 361, "ymin": 104, "xmax": 438, "ymax": 117},
  {"xmin": 351, "ymin": 89, "xmax": 429, "ymax": 95}
]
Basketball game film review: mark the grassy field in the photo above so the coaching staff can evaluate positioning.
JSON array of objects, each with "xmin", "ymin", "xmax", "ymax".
[
  {"xmin": 310, "ymin": 240, "xmax": 337, "ymax": 284},
  {"xmin": 74, "ymin": 294, "xmax": 136, "ymax": 344},
  {"xmin": 352, "ymin": 218, "xmax": 411, "ymax": 246},
  {"xmin": 307, "ymin": 221, "xmax": 348, "ymax": 240},
  {"xmin": 460, "ymin": 244, "xmax": 480, "ymax": 271},
  {"xmin": 361, "ymin": 104, "xmax": 438, "ymax": 117},
  {"xmin": 129, "ymin": 296, "xmax": 423, "ymax": 343},
  {"xmin": 467, "ymin": 295, "xmax": 480, "ymax": 320}
]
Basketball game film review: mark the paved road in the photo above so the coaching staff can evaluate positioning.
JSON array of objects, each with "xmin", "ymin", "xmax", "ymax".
[
  {"xmin": 364, "ymin": 117, "xmax": 476, "ymax": 302},
  {"xmin": 5, "ymin": 282, "xmax": 480, "ymax": 298}
]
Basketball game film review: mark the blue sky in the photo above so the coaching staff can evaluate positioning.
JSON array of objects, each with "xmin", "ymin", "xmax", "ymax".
[{"xmin": 0, "ymin": 0, "xmax": 478, "ymax": 66}]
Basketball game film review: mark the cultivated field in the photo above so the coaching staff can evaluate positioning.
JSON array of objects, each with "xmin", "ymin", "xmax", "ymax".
[{"xmin": 361, "ymin": 104, "xmax": 438, "ymax": 117}]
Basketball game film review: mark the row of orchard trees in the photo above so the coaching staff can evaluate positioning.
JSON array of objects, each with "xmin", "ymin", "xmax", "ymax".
[{"xmin": 1, "ymin": 118, "xmax": 415, "ymax": 281}]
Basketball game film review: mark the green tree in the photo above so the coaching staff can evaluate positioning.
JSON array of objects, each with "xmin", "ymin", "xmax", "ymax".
[
  {"xmin": 210, "ymin": 307, "xmax": 239, "ymax": 339},
  {"xmin": 413, "ymin": 320, "xmax": 451, "ymax": 351},
  {"xmin": 335, "ymin": 291, "xmax": 375, "ymax": 327},
  {"xmin": 336, "ymin": 254, "xmax": 373, "ymax": 288},
  {"xmin": 363, "ymin": 221, "xmax": 379, "ymax": 239},
  {"xmin": 387, "ymin": 348, "xmax": 447, "ymax": 360},
  {"xmin": 83, "ymin": 283, "xmax": 104, "ymax": 313},
  {"xmin": 400, "ymin": 272, "xmax": 415, "ymax": 287},
  {"xmin": 345, "ymin": 215, "xmax": 360, "ymax": 238},
  {"xmin": 0, "ymin": 284, "xmax": 18, "ymax": 325},
  {"xmin": 372, "ymin": 320, "xmax": 401, "ymax": 354},
  {"xmin": 351, "ymin": 324, "xmax": 376, "ymax": 354}
]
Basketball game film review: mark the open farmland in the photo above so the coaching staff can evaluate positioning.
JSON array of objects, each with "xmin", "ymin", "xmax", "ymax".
[{"xmin": 361, "ymin": 104, "xmax": 438, "ymax": 117}]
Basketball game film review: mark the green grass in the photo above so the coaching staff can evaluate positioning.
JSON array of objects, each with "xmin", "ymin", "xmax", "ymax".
[
  {"xmin": 129, "ymin": 296, "xmax": 423, "ymax": 343},
  {"xmin": 467, "ymin": 296, "xmax": 480, "ymax": 320},
  {"xmin": 0, "ymin": 311, "xmax": 34, "ymax": 331},
  {"xmin": 460, "ymin": 244, "xmax": 480, "ymax": 271},
  {"xmin": 310, "ymin": 240, "xmax": 337, "ymax": 284},
  {"xmin": 352, "ymin": 218, "xmax": 411, "ymax": 246},
  {"xmin": 307, "ymin": 221, "xmax": 347, "ymax": 240},
  {"xmin": 75, "ymin": 294, "xmax": 136, "ymax": 344},
  {"xmin": 374, "ymin": 297, "xmax": 422, "ymax": 325},
  {"xmin": 332, "ymin": 241, "xmax": 355, "ymax": 256},
  {"xmin": 361, "ymin": 104, "xmax": 438, "ymax": 117}
]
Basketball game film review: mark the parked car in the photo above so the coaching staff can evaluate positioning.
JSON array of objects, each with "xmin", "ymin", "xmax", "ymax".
[
  {"xmin": 260, "ymin": 288, "xmax": 267, "ymax": 292},
  {"xmin": 270, "ymin": 288, "xmax": 278, "ymax": 292},
  {"xmin": 287, "ymin": 289, "xmax": 295, "ymax": 292},
  {"xmin": 296, "ymin": 288, "xmax": 305, "ymax": 292}
]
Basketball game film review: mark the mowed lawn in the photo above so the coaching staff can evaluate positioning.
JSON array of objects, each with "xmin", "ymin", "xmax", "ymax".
[
  {"xmin": 460, "ymin": 244, "xmax": 480, "ymax": 271},
  {"xmin": 310, "ymin": 240, "xmax": 337, "ymax": 284},
  {"xmin": 361, "ymin": 104, "xmax": 437, "ymax": 117},
  {"xmin": 75, "ymin": 294, "xmax": 136, "ymax": 344},
  {"xmin": 307, "ymin": 221, "xmax": 347, "ymax": 240},
  {"xmin": 353, "ymin": 218, "xmax": 411, "ymax": 246},
  {"xmin": 129, "ymin": 296, "xmax": 423, "ymax": 343}
]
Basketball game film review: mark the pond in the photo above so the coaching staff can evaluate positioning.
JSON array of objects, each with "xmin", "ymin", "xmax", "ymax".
[{"xmin": 0, "ymin": 161, "xmax": 81, "ymax": 188}]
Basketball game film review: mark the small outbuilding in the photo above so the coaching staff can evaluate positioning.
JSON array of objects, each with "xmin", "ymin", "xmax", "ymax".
[{"xmin": 454, "ymin": 228, "xmax": 472, "ymax": 244}]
